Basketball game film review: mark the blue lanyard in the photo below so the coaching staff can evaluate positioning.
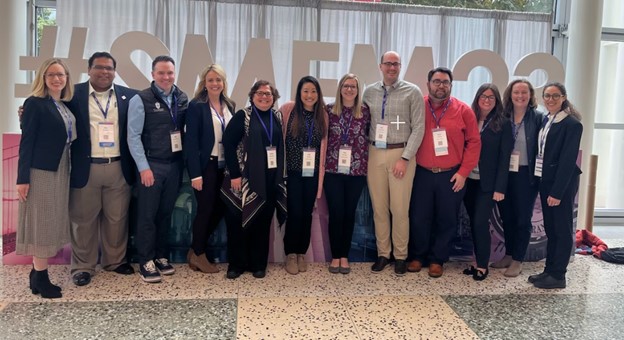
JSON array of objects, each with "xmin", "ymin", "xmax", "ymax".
[
  {"xmin": 162, "ymin": 93, "xmax": 178, "ymax": 128},
  {"xmin": 480, "ymin": 116, "xmax": 492, "ymax": 133},
  {"xmin": 512, "ymin": 120, "xmax": 524, "ymax": 142},
  {"xmin": 52, "ymin": 99, "xmax": 72, "ymax": 142},
  {"xmin": 252, "ymin": 106, "xmax": 274, "ymax": 147},
  {"xmin": 210, "ymin": 101, "xmax": 226, "ymax": 133},
  {"xmin": 428, "ymin": 98, "xmax": 452, "ymax": 128},
  {"xmin": 381, "ymin": 87, "xmax": 388, "ymax": 120},
  {"xmin": 339, "ymin": 108, "xmax": 354, "ymax": 145},
  {"xmin": 91, "ymin": 89, "xmax": 113, "ymax": 119},
  {"xmin": 305, "ymin": 114, "xmax": 315, "ymax": 148}
]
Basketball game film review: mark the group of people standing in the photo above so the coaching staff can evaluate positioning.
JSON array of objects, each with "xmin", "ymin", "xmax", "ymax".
[{"xmin": 15, "ymin": 49, "xmax": 582, "ymax": 299}]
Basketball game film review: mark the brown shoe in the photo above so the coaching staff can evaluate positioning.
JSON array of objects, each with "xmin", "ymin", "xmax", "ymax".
[
  {"xmin": 188, "ymin": 249, "xmax": 219, "ymax": 273},
  {"xmin": 428, "ymin": 263, "xmax": 443, "ymax": 278},
  {"xmin": 407, "ymin": 260, "xmax": 422, "ymax": 272},
  {"xmin": 297, "ymin": 254, "xmax": 307, "ymax": 272},
  {"xmin": 285, "ymin": 254, "xmax": 299, "ymax": 275}
]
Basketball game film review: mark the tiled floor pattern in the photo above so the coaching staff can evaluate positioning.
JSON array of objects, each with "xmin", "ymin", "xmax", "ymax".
[{"xmin": 1, "ymin": 236, "xmax": 623, "ymax": 339}]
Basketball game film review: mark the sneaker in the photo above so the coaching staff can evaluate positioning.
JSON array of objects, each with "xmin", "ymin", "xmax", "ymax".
[
  {"xmin": 394, "ymin": 260, "xmax": 407, "ymax": 276},
  {"xmin": 140, "ymin": 260, "xmax": 162, "ymax": 283},
  {"xmin": 371, "ymin": 256, "xmax": 390, "ymax": 272},
  {"xmin": 155, "ymin": 258, "xmax": 175, "ymax": 275}
]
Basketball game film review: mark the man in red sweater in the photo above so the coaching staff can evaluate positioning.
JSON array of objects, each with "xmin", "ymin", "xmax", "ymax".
[{"xmin": 407, "ymin": 67, "xmax": 481, "ymax": 277}]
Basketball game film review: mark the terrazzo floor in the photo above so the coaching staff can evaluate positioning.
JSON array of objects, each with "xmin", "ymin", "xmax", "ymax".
[{"xmin": 1, "ymin": 237, "xmax": 624, "ymax": 339}]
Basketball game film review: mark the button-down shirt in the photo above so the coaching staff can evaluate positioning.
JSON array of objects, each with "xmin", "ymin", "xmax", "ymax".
[{"xmin": 88, "ymin": 83, "xmax": 120, "ymax": 158}]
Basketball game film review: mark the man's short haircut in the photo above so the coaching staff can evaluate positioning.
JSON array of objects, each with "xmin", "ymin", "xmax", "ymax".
[
  {"xmin": 152, "ymin": 55, "xmax": 175, "ymax": 70},
  {"xmin": 427, "ymin": 67, "xmax": 453, "ymax": 82},
  {"xmin": 88, "ymin": 52, "xmax": 117, "ymax": 69}
]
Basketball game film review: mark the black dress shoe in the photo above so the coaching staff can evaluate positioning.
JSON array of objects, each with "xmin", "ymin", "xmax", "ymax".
[
  {"xmin": 527, "ymin": 272, "xmax": 548, "ymax": 283},
  {"xmin": 252, "ymin": 270, "xmax": 266, "ymax": 279},
  {"xmin": 463, "ymin": 266, "xmax": 477, "ymax": 276},
  {"xmin": 371, "ymin": 256, "xmax": 390, "ymax": 272},
  {"xmin": 226, "ymin": 269, "xmax": 243, "ymax": 280},
  {"xmin": 394, "ymin": 260, "xmax": 407, "ymax": 275},
  {"xmin": 72, "ymin": 272, "xmax": 91, "ymax": 286},
  {"xmin": 533, "ymin": 274, "xmax": 566, "ymax": 289},
  {"xmin": 472, "ymin": 268, "xmax": 489, "ymax": 281},
  {"xmin": 113, "ymin": 263, "xmax": 135, "ymax": 275}
]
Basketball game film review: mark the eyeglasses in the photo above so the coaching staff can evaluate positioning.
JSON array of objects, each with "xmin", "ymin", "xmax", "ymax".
[
  {"xmin": 543, "ymin": 93, "xmax": 563, "ymax": 100},
  {"xmin": 91, "ymin": 65, "xmax": 115, "ymax": 71},
  {"xmin": 431, "ymin": 79, "xmax": 451, "ymax": 87},
  {"xmin": 381, "ymin": 62, "xmax": 401, "ymax": 68},
  {"xmin": 45, "ymin": 73, "xmax": 67, "ymax": 79},
  {"xmin": 479, "ymin": 94, "xmax": 496, "ymax": 101},
  {"xmin": 255, "ymin": 91, "xmax": 273, "ymax": 97},
  {"xmin": 342, "ymin": 85, "xmax": 357, "ymax": 90}
]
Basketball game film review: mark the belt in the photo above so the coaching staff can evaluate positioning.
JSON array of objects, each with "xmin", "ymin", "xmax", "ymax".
[
  {"xmin": 91, "ymin": 156, "xmax": 121, "ymax": 164},
  {"xmin": 370, "ymin": 141, "xmax": 407, "ymax": 149},
  {"xmin": 419, "ymin": 165, "xmax": 459, "ymax": 174}
]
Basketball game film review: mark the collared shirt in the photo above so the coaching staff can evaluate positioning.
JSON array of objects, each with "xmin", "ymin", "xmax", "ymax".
[
  {"xmin": 363, "ymin": 79, "xmax": 425, "ymax": 160},
  {"xmin": 88, "ymin": 83, "xmax": 120, "ymax": 158}
]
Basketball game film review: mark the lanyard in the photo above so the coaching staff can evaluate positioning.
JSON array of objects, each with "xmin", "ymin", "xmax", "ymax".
[
  {"xmin": 428, "ymin": 98, "xmax": 452, "ymax": 128},
  {"xmin": 480, "ymin": 116, "xmax": 492, "ymax": 133},
  {"xmin": 381, "ymin": 86, "xmax": 389, "ymax": 120},
  {"xmin": 539, "ymin": 113, "xmax": 558, "ymax": 156},
  {"xmin": 91, "ymin": 89, "xmax": 113, "ymax": 119},
  {"xmin": 305, "ymin": 114, "xmax": 315, "ymax": 148},
  {"xmin": 52, "ymin": 99, "xmax": 72, "ymax": 142},
  {"xmin": 162, "ymin": 93, "xmax": 178, "ymax": 127},
  {"xmin": 339, "ymin": 108, "xmax": 354, "ymax": 145},
  {"xmin": 512, "ymin": 120, "xmax": 524, "ymax": 142},
  {"xmin": 252, "ymin": 106, "xmax": 274, "ymax": 147},
  {"xmin": 209, "ymin": 101, "xmax": 226, "ymax": 133}
]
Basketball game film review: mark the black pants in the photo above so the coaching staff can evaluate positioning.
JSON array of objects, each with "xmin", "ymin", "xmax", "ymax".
[
  {"xmin": 409, "ymin": 166, "xmax": 465, "ymax": 264},
  {"xmin": 283, "ymin": 171, "xmax": 319, "ymax": 255},
  {"xmin": 323, "ymin": 173, "xmax": 366, "ymax": 259},
  {"xmin": 498, "ymin": 166, "xmax": 538, "ymax": 261},
  {"xmin": 540, "ymin": 175, "xmax": 579, "ymax": 279},
  {"xmin": 463, "ymin": 178, "xmax": 495, "ymax": 268},
  {"xmin": 191, "ymin": 159, "xmax": 225, "ymax": 255},
  {"xmin": 135, "ymin": 159, "xmax": 183, "ymax": 264},
  {"xmin": 224, "ymin": 199, "xmax": 276, "ymax": 272}
]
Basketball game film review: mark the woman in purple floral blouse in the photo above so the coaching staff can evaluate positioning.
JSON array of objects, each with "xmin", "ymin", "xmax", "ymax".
[{"xmin": 324, "ymin": 73, "xmax": 371, "ymax": 274}]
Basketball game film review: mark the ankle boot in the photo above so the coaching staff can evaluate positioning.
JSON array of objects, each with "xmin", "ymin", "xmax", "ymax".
[
  {"xmin": 31, "ymin": 269, "xmax": 62, "ymax": 299},
  {"xmin": 297, "ymin": 254, "xmax": 307, "ymax": 272},
  {"xmin": 30, "ymin": 268, "xmax": 61, "ymax": 292},
  {"xmin": 188, "ymin": 249, "xmax": 219, "ymax": 273},
  {"xmin": 285, "ymin": 254, "xmax": 298, "ymax": 274},
  {"xmin": 490, "ymin": 255, "xmax": 513, "ymax": 268}
]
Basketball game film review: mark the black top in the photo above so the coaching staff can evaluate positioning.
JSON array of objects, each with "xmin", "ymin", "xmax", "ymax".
[
  {"xmin": 477, "ymin": 115, "xmax": 513, "ymax": 193},
  {"xmin": 285, "ymin": 110, "xmax": 322, "ymax": 172}
]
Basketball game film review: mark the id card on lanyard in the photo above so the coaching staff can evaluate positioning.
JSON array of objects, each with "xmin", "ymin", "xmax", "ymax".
[
  {"xmin": 429, "ymin": 98, "xmax": 451, "ymax": 156},
  {"xmin": 211, "ymin": 101, "xmax": 227, "ymax": 168},
  {"xmin": 166, "ymin": 93, "xmax": 182, "ymax": 152},
  {"xmin": 302, "ymin": 117, "xmax": 316, "ymax": 177},
  {"xmin": 535, "ymin": 113, "xmax": 557, "ymax": 177},
  {"xmin": 93, "ymin": 91, "xmax": 115, "ymax": 147},
  {"xmin": 375, "ymin": 86, "xmax": 390, "ymax": 148},
  {"xmin": 253, "ymin": 106, "xmax": 277, "ymax": 169}
]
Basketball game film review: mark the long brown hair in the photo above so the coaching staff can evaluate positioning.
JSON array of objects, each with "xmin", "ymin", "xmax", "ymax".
[
  {"xmin": 471, "ymin": 83, "xmax": 504, "ymax": 132},
  {"xmin": 543, "ymin": 82, "xmax": 582, "ymax": 120}
]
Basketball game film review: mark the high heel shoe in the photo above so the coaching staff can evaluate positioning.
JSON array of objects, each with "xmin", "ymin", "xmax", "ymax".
[
  {"xmin": 473, "ymin": 268, "xmax": 489, "ymax": 281},
  {"xmin": 462, "ymin": 266, "xmax": 477, "ymax": 276},
  {"xmin": 31, "ymin": 269, "xmax": 62, "ymax": 299}
]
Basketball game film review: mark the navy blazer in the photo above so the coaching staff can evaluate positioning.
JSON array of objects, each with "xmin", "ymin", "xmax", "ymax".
[
  {"xmin": 477, "ymin": 116, "xmax": 513, "ymax": 193},
  {"xmin": 67, "ymin": 82, "xmax": 138, "ymax": 188},
  {"xmin": 184, "ymin": 99, "xmax": 235, "ymax": 179},
  {"xmin": 17, "ymin": 96, "xmax": 71, "ymax": 184},
  {"xmin": 540, "ymin": 114, "xmax": 583, "ymax": 199}
]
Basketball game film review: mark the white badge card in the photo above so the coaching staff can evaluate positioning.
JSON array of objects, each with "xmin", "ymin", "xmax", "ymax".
[
  {"xmin": 266, "ymin": 147, "xmax": 277, "ymax": 169},
  {"xmin": 375, "ymin": 124, "xmax": 389, "ymax": 148},
  {"xmin": 302, "ymin": 148, "xmax": 316, "ymax": 177},
  {"xmin": 218, "ymin": 142, "xmax": 225, "ymax": 168},
  {"xmin": 432, "ymin": 128, "xmax": 449, "ymax": 156},
  {"xmin": 170, "ymin": 131, "xmax": 182, "ymax": 152},
  {"xmin": 509, "ymin": 151, "xmax": 520, "ymax": 172},
  {"xmin": 338, "ymin": 146, "xmax": 352, "ymax": 174},
  {"xmin": 98, "ymin": 122, "xmax": 115, "ymax": 147},
  {"xmin": 534, "ymin": 156, "xmax": 543, "ymax": 177}
]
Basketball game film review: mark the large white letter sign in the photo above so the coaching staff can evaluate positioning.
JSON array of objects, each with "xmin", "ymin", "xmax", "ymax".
[
  {"xmin": 291, "ymin": 41, "xmax": 339, "ymax": 100},
  {"xmin": 403, "ymin": 46, "xmax": 435, "ymax": 92},
  {"xmin": 111, "ymin": 31, "xmax": 170, "ymax": 90},
  {"xmin": 349, "ymin": 44, "xmax": 380, "ymax": 88},
  {"xmin": 178, "ymin": 34, "xmax": 214, "ymax": 96},
  {"xmin": 231, "ymin": 38, "xmax": 276, "ymax": 108},
  {"xmin": 514, "ymin": 52, "xmax": 565, "ymax": 103},
  {"xmin": 452, "ymin": 49, "xmax": 509, "ymax": 93}
]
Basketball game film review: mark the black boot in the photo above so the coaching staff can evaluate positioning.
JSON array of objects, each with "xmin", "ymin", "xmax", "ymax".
[
  {"xmin": 31, "ymin": 269, "xmax": 62, "ymax": 299},
  {"xmin": 30, "ymin": 268, "xmax": 61, "ymax": 292}
]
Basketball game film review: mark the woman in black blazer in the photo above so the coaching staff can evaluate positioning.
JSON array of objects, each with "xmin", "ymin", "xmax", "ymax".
[
  {"xmin": 184, "ymin": 64, "xmax": 235, "ymax": 274},
  {"xmin": 462, "ymin": 84, "xmax": 513, "ymax": 280},
  {"xmin": 529, "ymin": 82, "xmax": 582, "ymax": 289},
  {"xmin": 17, "ymin": 58, "xmax": 76, "ymax": 299}
]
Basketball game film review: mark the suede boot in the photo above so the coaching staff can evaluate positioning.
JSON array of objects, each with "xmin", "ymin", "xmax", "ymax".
[
  {"xmin": 490, "ymin": 255, "xmax": 513, "ymax": 268},
  {"xmin": 30, "ymin": 268, "xmax": 61, "ymax": 292},
  {"xmin": 285, "ymin": 254, "xmax": 298, "ymax": 274},
  {"xmin": 297, "ymin": 254, "xmax": 307, "ymax": 272},
  {"xmin": 504, "ymin": 260, "xmax": 523, "ymax": 277},
  {"xmin": 188, "ymin": 249, "xmax": 219, "ymax": 273},
  {"xmin": 31, "ymin": 269, "xmax": 62, "ymax": 299}
]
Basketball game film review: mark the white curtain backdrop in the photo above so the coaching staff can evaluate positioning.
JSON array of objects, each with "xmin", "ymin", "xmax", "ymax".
[{"xmin": 55, "ymin": 0, "xmax": 551, "ymax": 108}]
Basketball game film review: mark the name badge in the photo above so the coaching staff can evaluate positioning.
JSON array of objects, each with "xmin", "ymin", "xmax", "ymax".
[
  {"xmin": 218, "ymin": 143, "xmax": 225, "ymax": 168},
  {"xmin": 302, "ymin": 148, "xmax": 316, "ymax": 177},
  {"xmin": 98, "ymin": 122, "xmax": 115, "ymax": 147},
  {"xmin": 375, "ymin": 124, "xmax": 388, "ymax": 148},
  {"xmin": 534, "ymin": 156, "xmax": 543, "ymax": 177},
  {"xmin": 338, "ymin": 146, "xmax": 352, "ymax": 174},
  {"xmin": 432, "ymin": 128, "xmax": 449, "ymax": 156},
  {"xmin": 509, "ymin": 151, "xmax": 520, "ymax": 172},
  {"xmin": 266, "ymin": 146, "xmax": 277, "ymax": 169},
  {"xmin": 170, "ymin": 131, "xmax": 182, "ymax": 152}
]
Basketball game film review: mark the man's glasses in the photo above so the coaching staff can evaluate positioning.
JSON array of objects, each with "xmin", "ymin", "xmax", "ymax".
[
  {"xmin": 92, "ymin": 65, "xmax": 115, "ymax": 71},
  {"xmin": 430, "ymin": 79, "xmax": 451, "ymax": 87},
  {"xmin": 543, "ymin": 93, "xmax": 563, "ymax": 100},
  {"xmin": 381, "ymin": 62, "xmax": 401, "ymax": 68},
  {"xmin": 255, "ymin": 91, "xmax": 273, "ymax": 97}
]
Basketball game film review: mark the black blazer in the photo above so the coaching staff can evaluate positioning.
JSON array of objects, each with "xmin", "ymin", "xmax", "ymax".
[
  {"xmin": 540, "ymin": 114, "xmax": 583, "ymax": 199},
  {"xmin": 477, "ymin": 116, "xmax": 513, "ymax": 193},
  {"xmin": 17, "ymin": 96, "xmax": 71, "ymax": 184},
  {"xmin": 184, "ymin": 99, "xmax": 235, "ymax": 179},
  {"xmin": 66, "ymin": 82, "xmax": 138, "ymax": 188}
]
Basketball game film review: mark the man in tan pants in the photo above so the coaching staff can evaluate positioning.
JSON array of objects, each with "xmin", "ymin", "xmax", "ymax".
[{"xmin": 362, "ymin": 51, "xmax": 425, "ymax": 275}]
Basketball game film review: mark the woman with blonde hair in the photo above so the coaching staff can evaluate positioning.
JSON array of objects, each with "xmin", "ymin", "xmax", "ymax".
[{"xmin": 17, "ymin": 58, "xmax": 76, "ymax": 298}]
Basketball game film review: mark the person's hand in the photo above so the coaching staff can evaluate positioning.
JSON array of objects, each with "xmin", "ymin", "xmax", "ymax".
[
  {"xmin": 191, "ymin": 178, "xmax": 203, "ymax": 191},
  {"xmin": 16, "ymin": 184, "xmax": 29, "ymax": 202},
  {"xmin": 547, "ymin": 196, "xmax": 561, "ymax": 207},
  {"xmin": 392, "ymin": 158, "xmax": 408, "ymax": 179},
  {"xmin": 493, "ymin": 192, "xmax": 505, "ymax": 202},
  {"xmin": 17, "ymin": 105, "xmax": 24, "ymax": 122},
  {"xmin": 140, "ymin": 169, "xmax": 155, "ymax": 187},
  {"xmin": 450, "ymin": 173, "xmax": 466, "ymax": 192},
  {"xmin": 231, "ymin": 177, "xmax": 242, "ymax": 191}
]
